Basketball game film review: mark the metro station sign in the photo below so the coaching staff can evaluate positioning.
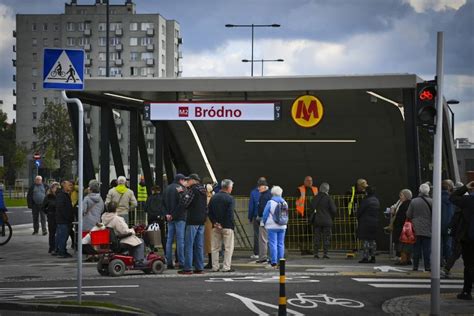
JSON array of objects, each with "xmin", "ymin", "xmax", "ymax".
[
  {"xmin": 144, "ymin": 102, "xmax": 280, "ymax": 121},
  {"xmin": 291, "ymin": 95, "xmax": 324, "ymax": 128}
]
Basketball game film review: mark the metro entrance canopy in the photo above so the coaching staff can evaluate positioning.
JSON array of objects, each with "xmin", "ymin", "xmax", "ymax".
[{"xmin": 67, "ymin": 74, "xmax": 458, "ymax": 213}]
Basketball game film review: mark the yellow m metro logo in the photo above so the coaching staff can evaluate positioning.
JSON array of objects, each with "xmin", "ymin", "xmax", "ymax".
[{"xmin": 291, "ymin": 95, "xmax": 324, "ymax": 128}]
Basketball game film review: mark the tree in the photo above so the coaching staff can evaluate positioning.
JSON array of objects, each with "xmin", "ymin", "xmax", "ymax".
[
  {"xmin": 0, "ymin": 110, "xmax": 22, "ymax": 184},
  {"xmin": 42, "ymin": 144, "xmax": 58, "ymax": 179},
  {"xmin": 36, "ymin": 102, "xmax": 75, "ymax": 179}
]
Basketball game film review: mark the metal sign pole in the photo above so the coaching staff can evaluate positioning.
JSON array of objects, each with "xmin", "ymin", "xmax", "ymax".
[
  {"xmin": 430, "ymin": 31, "xmax": 444, "ymax": 316},
  {"xmin": 61, "ymin": 90, "xmax": 84, "ymax": 304}
]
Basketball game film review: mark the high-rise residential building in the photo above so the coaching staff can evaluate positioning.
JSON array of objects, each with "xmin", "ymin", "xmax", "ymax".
[{"xmin": 13, "ymin": 0, "xmax": 182, "ymax": 180}]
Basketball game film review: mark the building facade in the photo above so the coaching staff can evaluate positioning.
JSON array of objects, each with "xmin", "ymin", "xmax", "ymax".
[
  {"xmin": 455, "ymin": 138, "xmax": 474, "ymax": 183},
  {"xmin": 14, "ymin": 0, "xmax": 182, "ymax": 181}
]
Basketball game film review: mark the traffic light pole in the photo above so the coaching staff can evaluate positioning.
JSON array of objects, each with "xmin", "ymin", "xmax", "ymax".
[
  {"xmin": 61, "ymin": 91, "xmax": 84, "ymax": 304},
  {"xmin": 430, "ymin": 31, "xmax": 444, "ymax": 316}
]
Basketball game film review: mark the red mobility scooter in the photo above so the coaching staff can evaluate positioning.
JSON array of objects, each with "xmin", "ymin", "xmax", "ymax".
[{"xmin": 89, "ymin": 228, "xmax": 166, "ymax": 277}]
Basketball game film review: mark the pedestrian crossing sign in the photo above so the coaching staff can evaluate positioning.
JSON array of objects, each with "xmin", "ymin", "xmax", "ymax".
[{"xmin": 43, "ymin": 48, "xmax": 84, "ymax": 90}]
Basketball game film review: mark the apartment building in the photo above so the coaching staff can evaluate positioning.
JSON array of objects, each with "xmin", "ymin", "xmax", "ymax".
[{"xmin": 13, "ymin": 0, "xmax": 182, "ymax": 180}]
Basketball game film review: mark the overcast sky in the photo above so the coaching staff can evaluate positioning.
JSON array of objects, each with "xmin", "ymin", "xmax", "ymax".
[{"xmin": 0, "ymin": 0, "xmax": 472, "ymax": 139}]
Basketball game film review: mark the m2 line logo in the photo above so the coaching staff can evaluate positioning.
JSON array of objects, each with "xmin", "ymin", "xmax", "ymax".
[{"xmin": 178, "ymin": 106, "xmax": 189, "ymax": 117}]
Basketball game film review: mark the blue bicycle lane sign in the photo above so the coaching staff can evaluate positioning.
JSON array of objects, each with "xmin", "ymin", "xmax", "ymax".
[{"xmin": 43, "ymin": 48, "xmax": 85, "ymax": 90}]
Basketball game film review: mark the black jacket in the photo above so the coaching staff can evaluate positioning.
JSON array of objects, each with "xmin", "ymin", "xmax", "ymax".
[
  {"xmin": 55, "ymin": 190, "xmax": 74, "ymax": 225},
  {"xmin": 357, "ymin": 194, "xmax": 380, "ymax": 240},
  {"xmin": 258, "ymin": 190, "xmax": 272, "ymax": 217},
  {"xmin": 309, "ymin": 192, "xmax": 337, "ymax": 227},
  {"xmin": 42, "ymin": 193, "xmax": 56, "ymax": 216},
  {"xmin": 144, "ymin": 193, "xmax": 164, "ymax": 220},
  {"xmin": 163, "ymin": 182, "xmax": 186, "ymax": 221},
  {"xmin": 392, "ymin": 200, "xmax": 410, "ymax": 242},
  {"xmin": 180, "ymin": 184, "xmax": 208, "ymax": 225},
  {"xmin": 208, "ymin": 191, "xmax": 235, "ymax": 229},
  {"xmin": 449, "ymin": 185, "xmax": 474, "ymax": 242}
]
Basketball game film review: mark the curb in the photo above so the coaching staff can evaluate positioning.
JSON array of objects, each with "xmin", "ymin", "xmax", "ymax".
[{"xmin": 0, "ymin": 301, "xmax": 152, "ymax": 315}]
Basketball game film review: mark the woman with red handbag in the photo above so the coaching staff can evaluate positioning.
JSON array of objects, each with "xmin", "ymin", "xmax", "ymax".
[{"xmin": 392, "ymin": 189, "xmax": 413, "ymax": 265}]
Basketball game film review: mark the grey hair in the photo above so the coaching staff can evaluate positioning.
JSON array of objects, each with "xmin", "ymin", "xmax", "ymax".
[
  {"xmin": 419, "ymin": 183, "xmax": 430, "ymax": 195},
  {"xmin": 117, "ymin": 176, "xmax": 127, "ymax": 185},
  {"xmin": 221, "ymin": 179, "xmax": 234, "ymax": 190},
  {"xmin": 455, "ymin": 181, "xmax": 464, "ymax": 189},
  {"xmin": 400, "ymin": 189, "xmax": 412, "ymax": 200},
  {"xmin": 271, "ymin": 185, "xmax": 283, "ymax": 196},
  {"xmin": 319, "ymin": 182, "xmax": 330, "ymax": 193},
  {"xmin": 35, "ymin": 176, "xmax": 42, "ymax": 181}
]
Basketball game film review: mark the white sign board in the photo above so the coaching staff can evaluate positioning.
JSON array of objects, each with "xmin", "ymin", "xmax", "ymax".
[{"xmin": 144, "ymin": 102, "xmax": 280, "ymax": 121}]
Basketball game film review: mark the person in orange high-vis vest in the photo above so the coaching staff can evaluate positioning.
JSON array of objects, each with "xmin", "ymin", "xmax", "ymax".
[{"xmin": 294, "ymin": 176, "xmax": 318, "ymax": 255}]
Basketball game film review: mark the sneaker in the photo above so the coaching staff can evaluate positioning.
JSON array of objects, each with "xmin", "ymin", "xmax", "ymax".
[
  {"xmin": 204, "ymin": 263, "xmax": 212, "ymax": 269},
  {"xmin": 323, "ymin": 254, "xmax": 330, "ymax": 259},
  {"xmin": 177, "ymin": 270, "xmax": 193, "ymax": 275},
  {"xmin": 32, "ymin": 231, "xmax": 38, "ymax": 235},
  {"xmin": 250, "ymin": 254, "xmax": 259, "ymax": 259},
  {"xmin": 222, "ymin": 268, "xmax": 235, "ymax": 273},
  {"xmin": 211, "ymin": 269, "xmax": 220, "ymax": 272},
  {"xmin": 59, "ymin": 253, "xmax": 73, "ymax": 258},
  {"xmin": 256, "ymin": 258, "xmax": 268, "ymax": 264},
  {"xmin": 424, "ymin": 268, "xmax": 431, "ymax": 272},
  {"xmin": 457, "ymin": 292, "xmax": 472, "ymax": 300},
  {"xmin": 358, "ymin": 258, "xmax": 369, "ymax": 263},
  {"xmin": 51, "ymin": 251, "xmax": 58, "ymax": 256},
  {"xmin": 42, "ymin": 231, "xmax": 48, "ymax": 236},
  {"xmin": 413, "ymin": 267, "xmax": 419, "ymax": 271},
  {"xmin": 193, "ymin": 270, "xmax": 204, "ymax": 274}
]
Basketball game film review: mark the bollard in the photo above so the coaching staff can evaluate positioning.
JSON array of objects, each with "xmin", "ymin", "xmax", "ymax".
[{"xmin": 279, "ymin": 258, "xmax": 286, "ymax": 316}]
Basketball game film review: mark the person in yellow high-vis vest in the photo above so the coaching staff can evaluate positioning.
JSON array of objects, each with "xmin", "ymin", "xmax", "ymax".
[
  {"xmin": 294, "ymin": 176, "xmax": 318, "ymax": 255},
  {"xmin": 137, "ymin": 177, "xmax": 148, "ymax": 211},
  {"xmin": 345, "ymin": 178, "xmax": 368, "ymax": 258}
]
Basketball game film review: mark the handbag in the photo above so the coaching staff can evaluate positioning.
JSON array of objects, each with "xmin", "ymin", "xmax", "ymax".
[{"xmin": 399, "ymin": 219, "xmax": 416, "ymax": 244}]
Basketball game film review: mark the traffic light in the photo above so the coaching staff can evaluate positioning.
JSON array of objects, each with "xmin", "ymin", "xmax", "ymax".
[{"xmin": 416, "ymin": 80, "xmax": 437, "ymax": 129}]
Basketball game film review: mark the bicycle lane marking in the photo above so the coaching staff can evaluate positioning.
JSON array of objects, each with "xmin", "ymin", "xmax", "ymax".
[{"xmin": 227, "ymin": 293, "xmax": 304, "ymax": 316}]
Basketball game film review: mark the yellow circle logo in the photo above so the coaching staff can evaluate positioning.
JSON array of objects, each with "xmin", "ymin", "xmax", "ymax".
[{"xmin": 291, "ymin": 95, "xmax": 324, "ymax": 128}]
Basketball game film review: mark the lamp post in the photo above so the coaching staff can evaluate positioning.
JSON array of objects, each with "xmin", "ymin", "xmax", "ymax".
[
  {"xmin": 225, "ymin": 23, "xmax": 280, "ymax": 76},
  {"xmin": 446, "ymin": 99, "xmax": 459, "ymax": 138},
  {"xmin": 242, "ymin": 59, "xmax": 284, "ymax": 76}
]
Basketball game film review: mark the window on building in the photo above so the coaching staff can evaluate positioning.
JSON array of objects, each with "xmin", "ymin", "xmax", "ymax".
[
  {"xmin": 32, "ymin": 23, "xmax": 37, "ymax": 31},
  {"xmin": 33, "ymin": 112, "xmax": 37, "ymax": 120},
  {"xmin": 140, "ymin": 67, "xmax": 154, "ymax": 76},
  {"xmin": 110, "ymin": 23, "xmax": 122, "ymax": 31},
  {"xmin": 176, "ymin": 29, "xmax": 179, "ymax": 37},
  {"xmin": 130, "ymin": 52, "xmax": 139, "ymax": 61},
  {"xmin": 161, "ymin": 69, "xmax": 165, "ymax": 77},
  {"xmin": 32, "ymin": 97, "xmax": 37, "ymax": 105},
  {"xmin": 54, "ymin": 38, "xmax": 60, "ymax": 47},
  {"xmin": 161, "ymin": 39, "xmax": 165, "ymax": 49},
  {"xmin": 67, "ymin": 22, "xmax": 75, "ymax": 31},
  {"xmin": 110, "ymin": 52, "xmax": 121, "ymax": 61},
  {"xmin": 54, "ymin": 23, "xmax": 59, "ymax": 31},
  {"xmin": 84, "ymin": 22, "xmax": 91, "ymax": 30},
  {"xmin": 110, "ymin": 67, "xmax": 122, "ymax": 76},
  {"xmin": 98, "ymin": 52, "xmax": 106, "ymax": 61},
  {"xmin": 140, "ymin": 37, "xmax": 152, "ymax": 46},
  {"xmin": 98, "ymin": 37, "xmax": 106, "ymax": 46},
  {"xmin": 32, "ymin": 53, "xmax": 38, "ymax": 62},
  {"xmin": 32, "ymin": 38, "xmax": 37, "ymax": 46},
  {"xmin": 33, "ymin": 127, "xmax": 37, "ymax": 135},
  {"xmin": 43, "ymin": 38, "xmax": 48, "ymax": 46},
  {"xmin": 161, "ymin": 24, "xmax": 165, "ymax": 35},
  {"xmin": 129, "ymin": 37, "xmax": 138, "ymax": 46},
  {"xmin": 43, "ymin": 97, "xmax": 48, "ymax": 105},
  {"xmin": 110, "ymin": 9, "xmax": 116, "ymax": 15},
  {"xmin": 98, "ymin": 23, "xmax": 106, "ymax": 31},
  {"xmin": 43, "ymin": 23, "xmax": 48, "ymax": 31},
  {"xmin": 140, "ymin": 52, "xmax": 153, "ymax": 60},
  {"xmin": 130, "ymin": 67, "xmax": 139, "ymax": 76},
  {"xmin": 98, "ymin": 67, "xmax": 106, "ymax": 76},
  {"xmin": 32, "ymin": 83, "xmax": 37, "ymax": 90},
  {"xmin": 67, "ymin": 37, "xmax": 75, "ymax": 46},
  {"xmin": 78, "ymin": 22, "xmax": 85, "ymax": 31},
  {"xmin": 32, "ymin": 68, "xmax": 38, "ymax": 76},
  {"xmin": 141, "ymin": 22, "xmax": 154, "ymax": 31},
  {"xmin": 110, "ymin": 37, "xmax": 121, "ymax": 46},
  {"xmin": 161, "ymin": 54, "xmax": 165, "ymax": 64},
  {"xmin": 85, "ymin": 67, "xmax": 91, "ymax": 75},
  {"xmin": 129, "ymin": 22, "xmax": 138, "ymax": 31}
]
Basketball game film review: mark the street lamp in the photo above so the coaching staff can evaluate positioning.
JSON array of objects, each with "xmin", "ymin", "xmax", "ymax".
[
  {"xmin": 446, "ymin": 99, "xmax": 460, "ymax": 138},
  {"xmin": 225, "ymin": 23, "xmax": 280, "ymax": 76},
  {"xmin": 242, "ymin": 59, "xmax": 284, "ymax": 76}
]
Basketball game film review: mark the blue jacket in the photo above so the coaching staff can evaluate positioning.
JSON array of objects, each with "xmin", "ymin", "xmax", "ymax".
[
  {"xmin": 248, "ymin": 187, "xmax": 260, "ymax": 220},
  {"xmin": 262, "ymin": 196, "xmax": 286, "ymax": 228},
  {"xmin": 0, "ymin": 189, "xmax": 5, "ymax": 210},
  {"xmin": 441, "ymin": 190, "xmax": 454, "ymax": 234}
]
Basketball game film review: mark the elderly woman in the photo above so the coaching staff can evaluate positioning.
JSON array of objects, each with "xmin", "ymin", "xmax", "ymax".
[
  {"xmin": 391, "ymin": 189, "xmax": 413, "ymax": 265},
  {"xmin": 357, "ymin": 186, "xmax": 380, "ymax": 263},
  {"xmin": 263, "ymin": 186, "xmax": 288, "ymax": 268},
  {"xmin": 83, "ymin": 180, "xmax": 105, "ymax": 231},
  {"xmin": 42, "ymin": 182, "xmax": 60, "ymax": 254},
  {"xmin": 101, "ymin": 201, "xmax": 147, "ymax": 266}
]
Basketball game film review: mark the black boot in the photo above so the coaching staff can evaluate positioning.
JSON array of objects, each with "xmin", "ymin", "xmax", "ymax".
[
  {"xmin": 204, "ymin": 254, "xmax": 212, "ymax": 269},
  {"xmin": 369, "ymin": 256, "xmax": 376, "ymax": 263}
]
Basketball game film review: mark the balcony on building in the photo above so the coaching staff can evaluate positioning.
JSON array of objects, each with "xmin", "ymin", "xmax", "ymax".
[
  {"xmin": 85, "ymin": 59, "xmax": 92, "ymax": 66},
  {"xmin": 12, "ymin": 89, "xmax": 16, "ymax": 96},
  {"xmin": 84, "ymin": 116, "xmax": 91, "ymax": 125},
  {"xmin": 146, "ymin": 28, "xmax": 154, "ymax": 36},
  {"xmin": 12, "ymin": 59, "xmax": 16, "ymax": 67},
  {"xmin": 117, "ymin": 133, "xmax": 122, "ymax": 140},
  {"xmin": 115, "ymin": 117, "xmax": 122, "ymax": 126},
  {"xmin": 84, "ymin": 29, "xmax": 91, "ymax": 36},
  {"xmin": 84, "ymin": 44, "xmax": 91, "ymax": 51},
  {"xmin": 12, "ymin": 30, "xmax": 16, "ymax": 38},
  {"xmin": 13, "ymin": 45, "xmax": 16, "ymax": 52},
  {"xmin": 146, "ymin": 58, "xmax": 154, "ymax": 66},
  {"xmin": 13, "ymin": 74, "xmax": 16, "ymax": 82},
  {"xmin": 146, "ymin": 133, "xmax": 154, "ymax": 141},
  {"xmin": 115, "ymin": 28, "xmax": 123, "ymax": 37},
  {"xmin": 147, "ymin": 148, "xmax": 154, "ymax": 155},
  {"xmin": 178, "ymin": 51, "xmax": 183, "ymax": 59},
  {"xmin": 177, "ymin": 37, "xmax": 183, "ymax": 45},
  {"xmin": 116, "ymin": 43, "xmax": 123, "ymax": 51},
  {"xmin": 146, "ymin": 44, "xmax": 154, "ymax": 51},
  {"xmin": 115, "ymin": 59, "xmax": 123, "ymax": 66}
]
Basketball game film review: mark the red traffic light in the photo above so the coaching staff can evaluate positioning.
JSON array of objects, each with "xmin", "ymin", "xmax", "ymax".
[
  {"xmin": 418, "ymin": 86, "xmax": 436, "ymax": 102},
  {"xmin": 33, "ymin": 153, "xmax": 41, "ymax": 160}
]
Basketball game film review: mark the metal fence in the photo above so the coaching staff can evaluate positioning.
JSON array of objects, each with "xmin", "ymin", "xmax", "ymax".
[{"xmin": 129, "ymin": 194, "xmax": 364, "ymax": 252}]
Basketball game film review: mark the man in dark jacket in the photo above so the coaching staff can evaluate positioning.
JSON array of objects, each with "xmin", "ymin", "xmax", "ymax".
[
  {"xmin": 256, "ymin": 181, "xmax": 272, "ymax": 263},
  {"xmin": 27, "ymin": 176, "xmax": 49, "ymax": 235},
  {"xmin": 357, "ymin": 186, "xmax": 380, "ymax": 263},
  {"xmin": 54, "ymin": 180, "xmax": 74, "ymax": 258},
  {"xmin": 144, "ymin": 185, "xmax": 166, "ymax": 254},
  {"xmin": 248, "ymin": 177, "xmax": 267, "ymax": 259},
  {"xmin": 178, "ymin": 174, "xmax": 208, "ymax": 274},
  {"xmin": 209, "ymin": 179, "xmax": 235, "ymax": 272},
  {"xmin": 309, "ymin": 183, "xmax": 337, "ymax": 259},
  {"xmin": 163, "ymin": 174, "xmax": 187, "ymax": 269},
  {"xmin": 450, "ymin": 181, "xmax": 474, "ymax": 300}
]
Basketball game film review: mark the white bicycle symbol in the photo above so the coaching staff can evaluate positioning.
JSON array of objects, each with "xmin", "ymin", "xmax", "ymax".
[{"xmin": 287, "ymin": 293, "xmax": 364, "ymax": 309}]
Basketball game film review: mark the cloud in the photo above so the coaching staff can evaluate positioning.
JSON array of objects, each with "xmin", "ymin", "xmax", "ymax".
[
  {"xmin": 454, "ymin": 120, "xmax": 474, "ymax": 140},
  {"xmin": 404, "ymin": 0, "xmax": 466, "ymax": 12}
]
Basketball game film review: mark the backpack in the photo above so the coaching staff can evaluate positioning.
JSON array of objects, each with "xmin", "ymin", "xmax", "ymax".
[{"xmin": 272, "ymin": 201, "xmax": 289, "ymax": 225}]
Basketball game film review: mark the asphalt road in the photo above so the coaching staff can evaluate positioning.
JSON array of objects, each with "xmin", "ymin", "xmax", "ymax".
[{"xmin": 6, "ymin": 207, "xmax": 32, "ymax": 226}]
